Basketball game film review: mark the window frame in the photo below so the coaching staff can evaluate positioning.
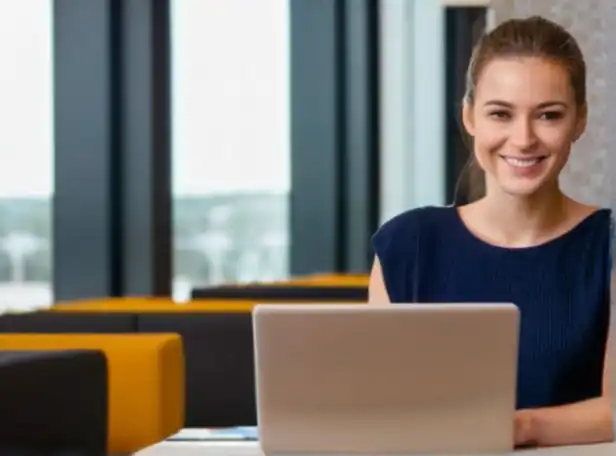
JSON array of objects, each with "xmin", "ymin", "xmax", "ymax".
[{"xmin": 53, "ymin": 0, "xmax": 380, "ymax": 301}]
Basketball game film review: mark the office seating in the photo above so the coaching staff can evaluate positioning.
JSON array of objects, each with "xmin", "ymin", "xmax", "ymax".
[
  {"xmin": 190, "ymin": 272, "xmax": 368, "ymax": 301},
  {"xmin": 0, "ymin": 333, "xmax": 185, "ymax": 454},
  {"xmin": 138, "ymin": 310, "xmax": 255, "ymax": 427},
  {"xmin": 0, "ymin": 350, "xmax": 107, "ymax": 454},
  {"xmin": 54, "ymin": 296, "xmax": 174, "ymax": 309},
  {"xmin": 190, "ymin": 284, "xmax": 367, "ymax": 301},
  {"xmin": 4, "ymin": 297, "xmax": 366, "ymax": 427},
  {"xmin": 0, "ymin": 310, "xmax": 137, "ymax": 332},
  {"xmin": 282, "ymin": 273, "xmax": 369, "ymax": 286},
  {"xmin": 49, "ymin": 300, "xmax": 257, "ymax": 313},
  {"xmin": 49, "ymin": 303, "xmax": 257, "ymax": 426},
  {"xmin": 0, "ymin": 272, "xmax": 369, "ymax": 429}
]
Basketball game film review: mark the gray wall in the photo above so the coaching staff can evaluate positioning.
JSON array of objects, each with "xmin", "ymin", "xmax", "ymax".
[{"xmin": 491, "ymin": 0, "xmax": 615, "ymax": 210}]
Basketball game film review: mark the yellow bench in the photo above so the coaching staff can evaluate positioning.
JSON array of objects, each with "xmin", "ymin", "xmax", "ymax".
[
  {"xmin": 281, "ymin": 276, "xmax": 369, "ymax": 286},
  {"xmin": 54, "ymin": 296, "xmax": 174, "ymax": 307},
  {"xmin": 50, "ymin": 301, "xmax": 258, "ymax": 313},
  {"xmin": 235, "ymin": 274, "xmax": 369, "ymax": 287},
  {"xmin": 0, "ymin": 333, "xmax": 184, "ymax": 454},
  {"xmin": 49, "ymin": 300, "xmax": 364, "ymax": 313}
]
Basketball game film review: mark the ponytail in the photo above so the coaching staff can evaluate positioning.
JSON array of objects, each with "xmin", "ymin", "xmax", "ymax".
[{"xmin": 453, "ymin": 118, "xmax": 486, "ymax": 205}]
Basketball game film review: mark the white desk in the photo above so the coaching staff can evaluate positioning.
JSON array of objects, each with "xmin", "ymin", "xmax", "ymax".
[{"xmin": 135, "ymin": 441, "xmax": 616, "ymax": 456}]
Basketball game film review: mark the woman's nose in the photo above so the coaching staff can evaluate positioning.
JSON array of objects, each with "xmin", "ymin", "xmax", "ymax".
[{"xmin": 509, "ymin": 118, "xmax": 538, "ymax": 150}]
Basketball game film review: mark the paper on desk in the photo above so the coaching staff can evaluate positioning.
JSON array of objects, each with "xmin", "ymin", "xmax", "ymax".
[{"xmin": 167, "ymin": 427, "xmax": 259, "ymax": 441}]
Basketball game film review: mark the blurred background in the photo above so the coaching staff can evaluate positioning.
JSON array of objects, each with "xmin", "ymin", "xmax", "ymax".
[{"xmin": 0, "ymin": 0, "xmax": 612, "ymax": 311}]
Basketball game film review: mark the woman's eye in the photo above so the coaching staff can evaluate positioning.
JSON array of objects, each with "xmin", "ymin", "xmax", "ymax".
[
  {"xmin": 539, "ymin": 111, "xmax": 564, "ymax": 121},
  {"xmin": 488, "ymin": 110, "xmax": 510, "ymax": 120}
]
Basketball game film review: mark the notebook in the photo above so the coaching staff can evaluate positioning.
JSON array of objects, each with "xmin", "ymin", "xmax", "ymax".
[{"xmin": 167, "ymin": 426, "xmax": 259, "ymax": 441}]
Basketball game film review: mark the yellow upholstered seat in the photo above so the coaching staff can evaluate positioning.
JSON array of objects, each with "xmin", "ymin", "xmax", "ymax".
[
  {"xmin": 49, "ymin": 300, "xmax": 258, "ymax": 313},
  {"xmin": 276, "ymin": 273, "xmax": 369, "ymax": 286},
  {"xmin": 48, "ymin": 299, "xmax": 363, "ymax": 313},
  {"xmin": 0, "ymin": 333, "xmax": 184, "ymax": 454},
  {"xmin": 54, "ymin": 296, "xmax": 174, "ymax": 308}
]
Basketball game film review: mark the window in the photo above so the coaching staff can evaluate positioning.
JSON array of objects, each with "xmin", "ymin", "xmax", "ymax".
[
  {"xmin": 171, "ymin": 0, "xmax": 291, "ymax": 300},
  {"xmin": 378, "ymin": 0, "xmax": 447, "ymax": 222},
  {"xmin": 0, "ymin": 2, "xmax": 54, "ymax": 311}
]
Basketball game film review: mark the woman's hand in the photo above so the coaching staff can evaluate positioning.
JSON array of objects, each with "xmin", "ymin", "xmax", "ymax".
[
  {"xmin": 515, "ymin": 398, "xmax": 613, "ymax": 447},
  {"xmin": 514, "ymin": 409, "xmax": 536, "ymax": 447}
]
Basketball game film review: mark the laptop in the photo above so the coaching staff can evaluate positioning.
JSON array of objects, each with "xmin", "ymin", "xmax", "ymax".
[{"xmin": 252, "ymin": 303, "xmax": 519, "ymax": 454}]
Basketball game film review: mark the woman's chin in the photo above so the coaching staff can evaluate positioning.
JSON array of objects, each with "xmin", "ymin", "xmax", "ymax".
[{"xmin": 497, "ymin": 177, "xmax": 549, "ymax": 198}]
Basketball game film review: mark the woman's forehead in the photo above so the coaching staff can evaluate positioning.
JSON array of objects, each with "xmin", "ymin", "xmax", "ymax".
[{"xmin": 474, "ymin": 56, "xmax": 574, "ymax": 107}]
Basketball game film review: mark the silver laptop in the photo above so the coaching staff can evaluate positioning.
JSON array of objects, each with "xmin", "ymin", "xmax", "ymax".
[{"xmin": 252, "ymin": 303, "xmax": 519, "ymax": 454}]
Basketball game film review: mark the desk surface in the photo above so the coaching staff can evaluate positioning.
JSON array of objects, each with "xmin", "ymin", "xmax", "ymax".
[{"xmin": 135, "ymin": 441, "xmax": 616, "ymax": 456}]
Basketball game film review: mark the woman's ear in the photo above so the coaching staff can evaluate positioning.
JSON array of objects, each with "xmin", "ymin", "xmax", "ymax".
[
  {"xmin": 462, "ymin": 101, "xmax": 475, "ymax": 137},
  {"xmin": 572, "ymin": 103, "xmax": 588, "ymax": 143}
]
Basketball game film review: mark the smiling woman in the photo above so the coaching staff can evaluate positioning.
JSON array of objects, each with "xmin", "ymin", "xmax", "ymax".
[
  {"xmin": 464, "ymin": 56, "xmax": 582, "ymax": 198},
  {"xmin": 369, "ymin": 15, "xmax": 614, "ymax": 449},
  {"xmin": 461, "ymin": 16, "xmax": 586, "ymax": 202}
]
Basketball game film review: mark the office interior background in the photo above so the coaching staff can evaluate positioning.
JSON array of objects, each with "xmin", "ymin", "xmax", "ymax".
[{"xmin": 0, "ymin": 0, "xmax": 612, "ymax": 312}]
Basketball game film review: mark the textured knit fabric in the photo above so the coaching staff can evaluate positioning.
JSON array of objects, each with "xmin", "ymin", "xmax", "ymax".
[{"xmin": 372, "ymin": 205, "xmax": 612, "ymax": 409}]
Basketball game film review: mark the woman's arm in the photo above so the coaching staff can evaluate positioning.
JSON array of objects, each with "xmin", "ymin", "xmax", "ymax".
[
  {"xmin": 516, "ymin": 348, "xmax": 614, "ymax": 447},
  {"xmin": 368, "ymin": 256, "xmax": 390, "ymax": 305},
  {"xmin": 516, "ymin": 396, "xmax": 613, "ymax": 447}
]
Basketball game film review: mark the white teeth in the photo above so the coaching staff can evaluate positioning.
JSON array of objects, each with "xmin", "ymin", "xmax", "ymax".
[{"xmin": 504, "ymin": 157, "xmax": 541, "ymax": 168}]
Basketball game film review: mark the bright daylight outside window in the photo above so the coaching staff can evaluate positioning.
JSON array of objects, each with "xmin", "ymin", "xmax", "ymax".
[
  {"xmin": 171, "ymin": 0, "xmax": 291, "ymax": 301},
  {"xmin": 0, "ymin": 2, "xmax": 53, "ymax": 312}
]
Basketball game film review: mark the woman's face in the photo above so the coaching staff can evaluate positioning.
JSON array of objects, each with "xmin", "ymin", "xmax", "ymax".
[{"xmin": 463, "ymin": 56, "xmax": 586, "ymax": 197}]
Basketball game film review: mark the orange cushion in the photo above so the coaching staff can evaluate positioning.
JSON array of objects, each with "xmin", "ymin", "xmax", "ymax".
[
  {"xmin": 54, "ymin": 297, "xmax": 174, "ymax": 308},
  {"xmin": 49, "ymin": 301, "xmax": 258, "ymax": 313},
  {"xmin": 0, "ymin": 333, "xmax": 184, "ymax": 453},
  {"xmin": 282, "ymin": 277, "xmax": 369, "ymax": 286},
  {"xmin": 48, "ymin": 299, "xmax": 364, "ymax": 313}
]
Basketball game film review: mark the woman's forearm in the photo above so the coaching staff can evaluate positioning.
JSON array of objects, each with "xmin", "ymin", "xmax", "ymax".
[{"xmin": 525, "ymin": 396, "xmax": 613, "ymax": 447}]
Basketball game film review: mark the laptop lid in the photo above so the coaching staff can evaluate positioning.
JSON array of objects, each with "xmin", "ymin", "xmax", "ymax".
[{"xmin": 253, "ymin": 303, "xmax": 519, "ymax": 454}]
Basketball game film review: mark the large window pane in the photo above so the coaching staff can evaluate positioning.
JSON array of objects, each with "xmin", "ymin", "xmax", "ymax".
[
  {"xmin": 378, "ymin": 0, "xmax": 446, "ymax": 221},
  {"xmin": 0, "ymin": 3, "xmax": 54, "ymax": 311},
  {"xmin": 171, "ymin": 0, "xmax": 291, "ymax": 300}
]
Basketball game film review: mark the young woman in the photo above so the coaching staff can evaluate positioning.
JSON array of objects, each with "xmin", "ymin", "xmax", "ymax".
[{"xmin": 369, "ymin": 16, "xmax": 613, "ymax": 448}]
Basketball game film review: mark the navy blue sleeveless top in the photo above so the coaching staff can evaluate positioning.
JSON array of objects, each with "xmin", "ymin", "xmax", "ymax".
[{"xmin": 372, "ymin": 205, "xmax": 612, "ymax": 409}]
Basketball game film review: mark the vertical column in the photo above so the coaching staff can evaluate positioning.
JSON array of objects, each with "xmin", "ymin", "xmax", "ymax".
[
  {"xmin": 120, "ymin": 0, "xmax": 172, "ymax": 296},
  {"xmin": 290, "ymin": 0, "xmax": 381, "ymax": 275},
  {"xmin": 290, "ymin": 0, "xmax": 344, "ymax": 274},
  {"xmin": 342, "ymin": 0, "xmax": 381, "ymax": 272},
  {"xmin": 54, "ymin": 0, "xmax": 121, "ymax": 300},
  {"xmin": 54, "ymin": 0, "xmax": 172, "ymax": 300}
]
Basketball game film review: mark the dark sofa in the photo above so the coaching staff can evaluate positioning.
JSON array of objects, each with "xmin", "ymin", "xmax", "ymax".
[
  {"xmin": 191, "ymin": 284, "xmax": 368, "ymax": 301},
  {"xmin": 0, "ymin": 349, "xmax": 108, "ymax": 454}
]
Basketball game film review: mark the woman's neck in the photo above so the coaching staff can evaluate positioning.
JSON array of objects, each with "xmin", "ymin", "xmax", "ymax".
[{"xmin": 471, "ymin": 185, "xmax": 570, "ymax": 248}]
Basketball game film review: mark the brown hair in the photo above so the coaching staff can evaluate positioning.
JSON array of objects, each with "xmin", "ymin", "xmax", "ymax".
[{"xmin": 458, "ymin": 15, "xmax": 587, "ymax": 202}]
